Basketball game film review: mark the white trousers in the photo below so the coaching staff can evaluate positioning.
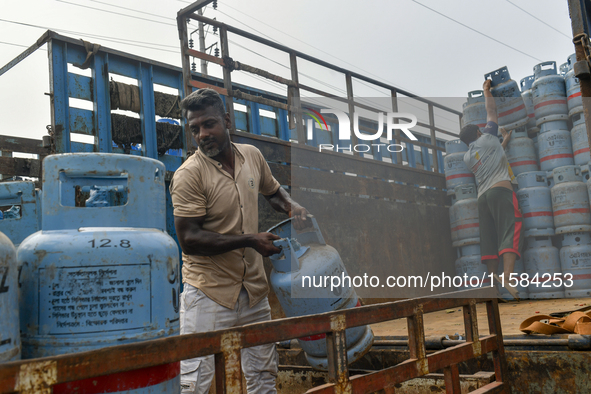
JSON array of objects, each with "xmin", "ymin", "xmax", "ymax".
[{"xmin": 180, "ymin": 284, "xmax": 278, "ymax": 394}]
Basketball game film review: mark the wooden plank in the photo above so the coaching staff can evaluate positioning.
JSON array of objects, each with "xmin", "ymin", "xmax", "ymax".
[
  {"xmin": 231, "ymin": 132, "xmax": 447, "ymax": 189},
  {"xmin": 268, "ymin": 162, "xmax": 290, "ymax": 186},
  {"xmin": 0, "ymin": 136, "xmax": 48, "ymax": 155},
  {"xmin": 291, "ymin": 166, "xmax": 447, "ymax": 206},
  {"xmin": 231, "ymin": 132, "xmax": 291, "ymax": 163},
  {"xmin": 292, "ymin": 147, "xmax": 446, "ymax": 188},
  {"xmin": 0, "ymin": 156, "xmax": 42, "ymax": 178},
  {"xmin": 467, "ymin": 382, "xmax": 505, "ymax": 394},
  {"xmin": 187, "ymin": 48, "xmax": 225, "ymax": 67},
  {"xmin": 291, "ymin": 191, "xmax": 456, "ymax": 298},
  {"xmin": 190, "ymin": 80, "xmax": 229, "ymax": 96}
]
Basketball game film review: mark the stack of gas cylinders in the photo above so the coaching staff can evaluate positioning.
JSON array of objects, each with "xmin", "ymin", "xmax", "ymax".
[
  {"xmin": 454, "ymin": 55, "xmax": 591, "ymax": 299},
  {"xmin": 444, "ymin": 139, "xmax": 490, "ymax": 291},
  {"xmin": 0, "ymin": 154, "xmax": 181, "ymax": 392}
]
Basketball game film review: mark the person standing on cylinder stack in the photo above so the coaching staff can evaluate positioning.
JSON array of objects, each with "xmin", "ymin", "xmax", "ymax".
[
  {"xmin": 459, "ymin": 79, "xmax": 523, "ymax": 299},
  {"xmin": 170, "ymin": 88, "xmax": 311, "ymax": 394}
]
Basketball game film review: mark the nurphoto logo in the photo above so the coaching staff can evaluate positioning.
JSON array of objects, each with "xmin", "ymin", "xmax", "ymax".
[{"xmin": 304, "ymin": 108, "xmax": 419, "ymax": 153}]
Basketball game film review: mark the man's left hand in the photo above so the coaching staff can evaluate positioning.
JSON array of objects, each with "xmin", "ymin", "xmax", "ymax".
[{"xmin": 290, "ymin": 205, "xmax": 311, "ymax": 230}]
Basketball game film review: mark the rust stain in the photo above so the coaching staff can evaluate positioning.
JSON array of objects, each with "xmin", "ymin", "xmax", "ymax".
[
  {"xmin": 330, "ymin": 314, "xmax": 346, "ymax": 332},
  {"xmin": 15, "ymin": 360, "xmax": 57, "ymax": 394}
]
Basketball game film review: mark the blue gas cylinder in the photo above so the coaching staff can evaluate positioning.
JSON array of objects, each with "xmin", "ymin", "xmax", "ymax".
[
  {"xmin": 565, "ymin": 54, "xmax": 583, "ymax": 116},
  {"xmin": 571, "ymin": 112, "xmax": 590, "ymax": 166},
  {"xmin": 268, "ymin": 217, "xmax": 374, "ymax": 371},
  {"xmin": 520, "ymin": 75, "xmax": 537, "ymax": 130},
  {"xmin": 462, "ymin": 90, "xmax": 487, "ymax": 131},
  {"xmin": 517, "ymin": 171, "xmax": 554, "ymax": 237},
  {"xmin": 537, "ymin": 119, "xmax": 574, "ymax": 171},
  {"xmin": 17, "ymin": 153, "xmax": 180, "ymax": 392},
  {"xmin": 532, "ymin": 61, "xmax": 568, "ymax": 125},
  {"xmin": 560, "ymin": 232, "xmax": 591, "ymax": 298},
  {"xmin": 523, "ymin": 236, "xmax": 564, "ymax": 299},
  {"xmin": 444, "ymin": 140, "xmax": 474, "ymax": 194},
  {"xmin": 504, "ymin": 127, "xmax": 538, "ymax": 176},
  {"xmin": 551, "ymin": 165, "xmax": 591, "ymax": 235},
  {"xmin": 449, "ymin": 184, "xmax": 479, "ymax": 247},
  {"xmin": 454, "ymin": 244, "xmax": 489, "ymax": 290},
  {"xmin": 0, "ymin": 231, "xmax": 20, "ymax": 362},
  {"xmin": 0, "ymin": 182, "xmax": 41, "ymax": 247},
  {"xmin": 485, "ymin": 67, "xmax": 528, "ymax": 129}
]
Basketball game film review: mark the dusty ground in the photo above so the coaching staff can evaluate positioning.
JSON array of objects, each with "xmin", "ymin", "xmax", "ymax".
[{"xmin": 370, "ymin": 297, "xmax": 591, "ymax": 337}]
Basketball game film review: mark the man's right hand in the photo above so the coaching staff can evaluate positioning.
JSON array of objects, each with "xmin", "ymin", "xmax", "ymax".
[
  {"xmin": 483, "ymin": 79, "xmax": 492, "ymax": 92},
  {"xmin": 251, "ymin": 232, "xmax": 282, "ymax": 257}
]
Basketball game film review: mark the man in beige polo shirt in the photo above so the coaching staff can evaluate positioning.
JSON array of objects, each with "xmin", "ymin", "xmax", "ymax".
[{"xmin": 170, "ymin": 88, "xmax": 309, "ymax": 394}]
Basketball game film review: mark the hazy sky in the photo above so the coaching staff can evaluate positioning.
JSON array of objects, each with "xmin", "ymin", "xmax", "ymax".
[{"xmin": 0, "ymin": 0, "xmax": 576, "ymax": 143}]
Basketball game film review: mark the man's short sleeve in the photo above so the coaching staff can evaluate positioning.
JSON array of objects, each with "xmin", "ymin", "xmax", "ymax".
[
  {"xmin": 482, "ymin": 121, "xmax": 498, "ymax": 137},
  {"xmin": 256, "ymin": 149, "xmax": 281, "ymax": 196},
  {"xmin": 169, "ymin": 168, "xmax": 207, "ymax": 217}
]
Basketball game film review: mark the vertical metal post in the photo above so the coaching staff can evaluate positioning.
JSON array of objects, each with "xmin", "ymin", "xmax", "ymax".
[
  {"xmin": 93, "ymin": 52, "xmax": 112, "ymax": 153},
  {"xmin": 214, "ymin": 353, "xmax": 226, "ymax": 394},
  {"xmin": 219, "ymin": 26, "xmax": 236, "ymax": 131},
  {"xmin": 486, "ymin": 299, "xmax": 508, "ymax": 386},
  {"xmin": 407, "ymin": 306, "xmax": 428, "ymax": 376},
  {"xmin": 443, "ymin": 364, "xmax": 461, "ymax": 394},
  {"xmin": 289, "ymin": 52, "xmax": 305, "ymax": 143},
  {"xmin": 198, "ymin": 8, "xmax": 208, "ymax": 76},
  {"xmin": 568, "ymin": 0, "xmax": 591, "ymax": 158},
  {"xmin": 463, "ymin": 301, "xmax": 479, "ymax": 344},
  {"xmin": 428, "ymin": 104, "xmax": 439, "ymax": 173},
  {"xmin": 390, "ymin": 89, "xmax": 402, "ymax": 164},
  {"xmin": 178, "ymin": 16, "xmax": 194, "ymax": 155},
  {"xmin": 345, "ymin": 73, "xmax": 360, "ymax": 156},
  {"xmin": 49, "ymin": 39, "xmax": 71, "ymax": 153},
  {"xmin": 139, "ymin": 63, "xmax": 158, "ymax": 158},
  {"xmin": 326, "ymin": 329, "xmax": 350, "ymax": 393}
]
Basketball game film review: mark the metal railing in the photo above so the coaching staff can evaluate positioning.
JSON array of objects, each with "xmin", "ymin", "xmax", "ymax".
[
  {"xmin": 0, "ymin": 288, "xmax": 508, "ymax": 394},
  {"xmin": 177, "ymin": 0, "xmax": 463, "ymax": 174}
]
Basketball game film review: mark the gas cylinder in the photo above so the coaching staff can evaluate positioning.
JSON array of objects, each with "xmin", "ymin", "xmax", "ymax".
[
  {"xmin": 571, "ymin": 112, "xmax": 590, "ymax": 165},
  {"xmin": 449, "ymin": 184, "xmax": 479, "ymax": 247},
  {"xmin": 462, "ymin": 90, "xmax": 487, "ymax": 131},
  {"xmin": 516, "ymin": 171, "xmax": 554, "ymax": 236},
  {"xmin": 0, "ymin": 181, "xmax": 41, "ymax": 247},
  {"xmin": 537, "ymin": 119, "xmax": 574, "ymax": 171},
  {"xmin": 505, "ymin": 127, "xmax": 538, "ymax": 176},
  {"xmin": 485, "ymin": 67, "xmax": 528, "ymax": 129},
  {"xmin": 565, "ymin": 53, "xmax": 583, "ymax": 116},
  {"xmin": 497, "ymin": 259, "xmax": 529, "ymax": 300},
  {"xmin": 454, "ymin": 244, "xmax": 489, "ymax": 290},
  {"xmin": 560, "ymin": 62, "xmax": 569, "ymax": 77},
  {"xmin": 532, "ymin": 61, "xmax": 568, "ymax": 124},
  {"xmin": 530, "ymin": 133, "xmax": 540, "ymax": 162},
  {"xmin": 444, "ymin": 140, "xmax": 474, "ymax": 193},
  {"xmin": 268, "ymin": 217, "xmax": 374, "ymax": 371},
  {"xmin": 551, "ymin": 165, "xmax": 591, "ymax": 234},
  {"xmin": 559, "ymin": 232, "xmax": 591, "ymax": 298},
  {"xmin": 523, "ymin": 236, "xmax": 564, "ymax": 299},
  {"xmin": 18, "ymin": 153, "xmax": 180, "ymax": 392},
  {"xmin": 0, "ymin": 231, "xmax": 20, "ymax": 362},
  {"xmin": 520, "ymin": 75, "xmax": 537, "ymax": 130}
]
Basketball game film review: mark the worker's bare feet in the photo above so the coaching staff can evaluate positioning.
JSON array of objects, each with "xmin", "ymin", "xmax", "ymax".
[{"xmin": 493, "ymin": 273, "xmax": 520, "ymax": 300}]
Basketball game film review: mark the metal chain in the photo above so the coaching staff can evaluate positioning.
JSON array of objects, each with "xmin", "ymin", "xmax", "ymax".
[{"xmin": 573, "ymin": 33, "xmax": 591, "ymax": 66}]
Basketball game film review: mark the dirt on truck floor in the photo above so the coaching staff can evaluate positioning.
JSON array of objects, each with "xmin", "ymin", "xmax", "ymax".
[{"xmin": 370, "ymin": 297, "xmax": 591, "ymax": 336}]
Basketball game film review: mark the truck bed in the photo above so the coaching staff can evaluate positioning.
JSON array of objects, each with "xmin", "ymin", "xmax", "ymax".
[{"xmin": 371, "ymin": 297, "xmax": 590, "ymax": 336}]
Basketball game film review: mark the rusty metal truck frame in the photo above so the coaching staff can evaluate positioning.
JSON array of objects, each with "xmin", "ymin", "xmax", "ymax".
[{"xmin": 0, "ymin": 289, "xmax": 507, "ymax": 394}]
